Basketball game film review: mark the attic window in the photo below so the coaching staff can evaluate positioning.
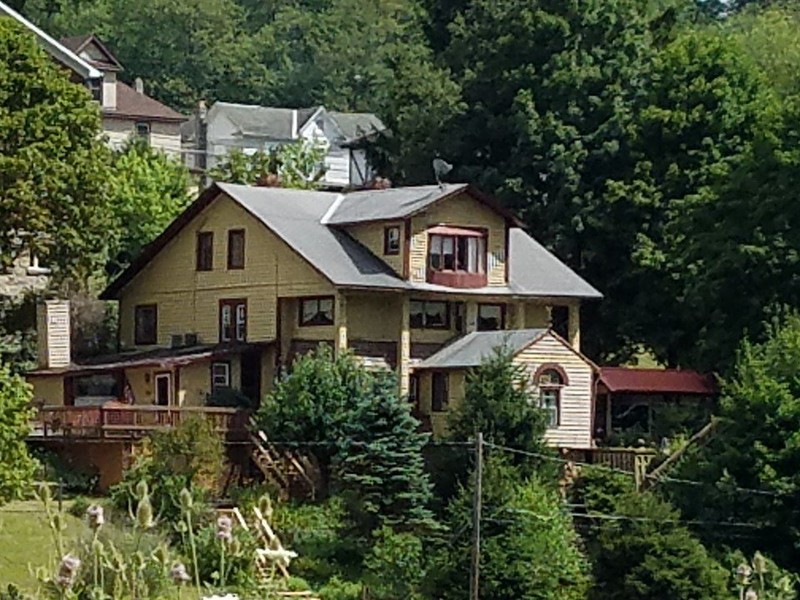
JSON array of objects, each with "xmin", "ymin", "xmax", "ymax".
[
  {"xmin": 537, "ymin": 367, "xmax": 566, "ymax": 427},
  {"xmin": 227, "ymin": 229, "xmax": 245, "ymax": 269},
  {"xmin": 299, "ymin": 297, "xmax": 334, "ymax": 327},
  {"xmin": 384, "ymin": 226, "xmax": 400, "ymax": 255},
  {"xmin": 134, "ymin": 304, "xmax": 157, "ymax": 345},
  {"xmin": 135, "ymin": 122, "xmax": 150, "ymax": 143},
  {"xmin": 427, "ymin": 228, "xmax": 488, "ymax": 288}
]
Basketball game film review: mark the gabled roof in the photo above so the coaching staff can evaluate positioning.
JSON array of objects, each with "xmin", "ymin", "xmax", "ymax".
[
  {"xmin": 60, "ymin": 33, "xmax": 122, "ymax": 71},
  {"xmin": 101, "ymin": 182, "xmax": 602, "ymax": 301},
  {"xmin": 0, "ymin": 1, "xmax": 101, "ymax": 79},
  {"xmin": 106, "ymin": 81, "xmax": 185, "ymax": 123},
  {"xmin": 417, "ymin": 329, "xmax": 549, "ymax": 369},
  {"xmin": 323, "ymin": 183, "xmax": 523, "ymax": 227},
  {"xmin": 598, "ymin": 367, "xmax": 718, "ymax": 395},
  {"xmin": 202, "ymin": 102, "xmax": 386, "ymax": 143}
]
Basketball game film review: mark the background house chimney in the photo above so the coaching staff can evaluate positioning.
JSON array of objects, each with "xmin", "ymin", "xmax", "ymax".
[
  {"xmin": 134, "ymin": 77, "xmax": 144, "ymax": 94},
  {"xmin": 36, "ymin": 300, "xmax": 71, "ymax": 369}
]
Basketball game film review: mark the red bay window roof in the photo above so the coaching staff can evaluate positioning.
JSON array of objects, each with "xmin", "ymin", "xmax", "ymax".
[
  {"xmin": 598, "ymin": 367, "xmax": 718, "ymax": 395},
  {"xmin": 427, "ymin": 225, "xmax": 484, "ymax": 237}
]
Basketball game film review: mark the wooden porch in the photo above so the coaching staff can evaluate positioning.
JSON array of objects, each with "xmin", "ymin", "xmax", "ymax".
[{"xmin": 29, "ymin": 405, "xmax": 249, "ymax": 442}]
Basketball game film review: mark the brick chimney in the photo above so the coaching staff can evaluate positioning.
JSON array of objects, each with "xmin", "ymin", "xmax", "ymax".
[{"xmin": 36, "ymin": 300, "xmax": 71, "ymax": 369}]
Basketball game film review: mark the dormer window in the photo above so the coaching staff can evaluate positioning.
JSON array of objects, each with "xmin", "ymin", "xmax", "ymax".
[
  {"xmin": 384, "ymin": 226, "xmax": 400, "ymax": 255},
  {"xmin": 427, "ymin": 226, "xmax": 487, "ymax": 288}
]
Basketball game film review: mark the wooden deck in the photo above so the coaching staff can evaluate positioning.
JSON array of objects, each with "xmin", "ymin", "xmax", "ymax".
[{"xmin": 29, "ymin": 405, "xmax": 249, "ymax": 441}]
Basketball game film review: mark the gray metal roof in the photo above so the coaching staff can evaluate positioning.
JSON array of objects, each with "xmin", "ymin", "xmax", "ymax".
[
  {"xmin": 508, "ymin": 230, "xmax": 602, "ymax": 299},
  {"xmin": 324, "ymin": 184, "xmax": 468, "ymax": 225},
  {"xmin": 213, "ymin": 102, "xmax": 297, "ymax": 140},
  {"xmin": 416, "ymin": 329, "xmax": 549, "ymax": 369},
  {"xmin": 217, "ymin": 183, "xmax": 601, "ymax": 299},
  {"xmin": 218, "ymin": 183, "xmax": 408, "ymax": 290},
  {"xmin": 329, "ymin": 111, "xmax": 386, "ymax": 142}
]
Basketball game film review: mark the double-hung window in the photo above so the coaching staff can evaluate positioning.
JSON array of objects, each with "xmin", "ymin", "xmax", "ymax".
[
  {"xmin": 227, "ymin": 229, "xmax": 245, "ymax": 269},
  {"xmin": 196, "ymin": 231, "xmax": 214, "ymax": 271},
  {"xmin": 220, "ymin": 299, "xmax": 247, "ymax": 342},
  {"xmin": 478, "ymin": 304, "xmax": 505, "ymax": 331},
  {"xmin": 134, "ymin": 304, "xmax": 157, "ymax": 345},
  {"xmin": 299, "ymin": 297, "xmax": 335, "ymax": 326},
  {"xmin": 431, "ymin": 372, "xmax": 449, "ymax": 412},
  {"xmin": 537, "ymin": 367, "xmax": 565, "ymax": 427},
  {"xmin": 211, "ymin": 362, "xmax": 231, "ymax": 390},
  {"xmin": 409, "ymin": 300, "xmax": 449, "ymax": 329},
  {"xmin": 428, "ymin": 229, "xmax": 486, "ymax": 274}
]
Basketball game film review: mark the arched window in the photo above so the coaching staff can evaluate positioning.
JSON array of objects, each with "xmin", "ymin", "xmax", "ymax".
[{"xmin": 536, "ymin": 367, "xmax": 566, "ymax": 427}]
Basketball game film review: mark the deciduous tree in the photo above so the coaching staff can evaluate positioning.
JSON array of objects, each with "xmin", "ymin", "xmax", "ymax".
[{"xmin": 0, "ymin": 364, "xmax": 37, "ymax": 504}]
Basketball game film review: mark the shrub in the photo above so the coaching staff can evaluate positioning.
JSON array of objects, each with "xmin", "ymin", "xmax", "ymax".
[
  {"xmin": 190, "ymin": 520, "xmax": 260, "ymax": 587},
  {"xmin": 363, "ymin": 527, "xmax": 426, "ymax": 600},
  {"xmin": 33, "ymin": 449, "xmax": 99, "ymax": 495},
  {"xmin": 0, "ymin": 364, "xmax": 37, "ymax": 503},
  {"xmin": 67, "ymin": 496, "xmax": 91, "ymax": 519},
  {"xmin": 316, "ymin": 576, "xmax": 363, "ymax": 600}
]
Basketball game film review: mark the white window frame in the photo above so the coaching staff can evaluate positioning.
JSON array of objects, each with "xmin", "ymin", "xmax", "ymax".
[
  {"xmin": 154, "ymin": 372, "xmax": 173, "ymax": 406},
  {"xmin": 211, "ymin": 362, "xmax": 231, "ymax": 390}
]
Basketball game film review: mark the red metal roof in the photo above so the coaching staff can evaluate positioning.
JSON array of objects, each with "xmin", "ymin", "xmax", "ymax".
[{"xmin": 598, "ymin": 367, "xmax": 718, "ymax": 395}]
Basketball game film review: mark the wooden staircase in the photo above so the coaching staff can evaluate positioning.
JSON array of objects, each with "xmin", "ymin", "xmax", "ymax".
[
  {"xmin": 248, "ymin": 421, "xmax": 319, "ymax": 500},
  {"xmin": 641, "ymin": 417, "xmax": 718, "ymax": 491}
]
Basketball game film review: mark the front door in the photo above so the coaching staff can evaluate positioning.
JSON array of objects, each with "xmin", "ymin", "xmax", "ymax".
[{"xmin": 154, "ymin": 372, "xmax": 172, "ymax": 406}]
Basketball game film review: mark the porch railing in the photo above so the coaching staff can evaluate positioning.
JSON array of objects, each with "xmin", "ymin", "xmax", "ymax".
[{"xmin": 31, "ymin": 405, "xmax": 249, "ymax": 441}]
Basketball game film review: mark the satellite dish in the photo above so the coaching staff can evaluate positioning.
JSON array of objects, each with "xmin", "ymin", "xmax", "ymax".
[{"xmin": 432, "ymin": 157, "xmax": 453, "ymax": 188}]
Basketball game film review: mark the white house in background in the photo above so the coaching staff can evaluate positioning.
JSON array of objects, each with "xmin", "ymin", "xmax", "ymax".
[
  {"xmin": 60, "ymin": 34, "xmax": 185, "ymax": 156},
  {"xmin": 0, "ymin": 1, "xmax": 185, "ymax": 156},
  {"xmin": 181, "ymin": 102, "xmax": 386, "ymax": 189}
]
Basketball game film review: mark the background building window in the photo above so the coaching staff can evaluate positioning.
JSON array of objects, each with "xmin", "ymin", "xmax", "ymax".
[
  {"xmin": 384, "ymin": 226, "xmax": 401, "ymax": 255},
  {"xmin": 410, "ymin": 300, "xmax": 449, "ymax": 329},
  {"xmin": 135, "ymin": 122, "xmax": 151, "ymax": 143},
  {"xmin": 220, "ymin": 299, "xmax": 247, "ymax": 342},
  {"xmin": 299, "ymin": 297, "xmax": 334, "ymax": 326},
  {"xmin": 227, "ymin": 229, "xmax": 245, "ymax": 269},
  {"xmin": 196, "ymin": 231, "xmax": 213, "ymax": 271},
  {"xmin": 478, "ymin": 304, "xmax": 505, "ymax": 331},
  {"xmin": 211, "ymin": 362, "xmax": 231, "ymax": 390},
  {"xmin": 87, "ymin": 78, "xmax": 102, "ymax": 102},
  {"xmin": 432, "ymin": 372, "xmax": 449, "ymax": 412},
  {"xmin": 134, "ymin": 304, "xmax": 157, "ymax": 345},
  {"xmin": 537, "ymin": 368, "xmax": 565, "ymax": 427}
]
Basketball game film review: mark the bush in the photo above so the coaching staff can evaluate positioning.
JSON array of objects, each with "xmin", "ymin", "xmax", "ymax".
[
  {"xmin": 68, "ymin": 495, "xmax": 91, "ymax": 519},
  {"xmin": 316, "ymin": 576, "xmax": 363, "ymax": 600},
  {"xmin": 33, "ymin": 448, "xmax": 99, "ymax": 494},
  {"xmin": 363, "ymin": 527, "xmax": 426, "ymax": 600},
  {"xmin": 0, "ymin": 363, "xmax": 37, "ymax": 503},
  {"xmin": 190, "ymin": 520, "xmax": 260, "ymax": 587}
]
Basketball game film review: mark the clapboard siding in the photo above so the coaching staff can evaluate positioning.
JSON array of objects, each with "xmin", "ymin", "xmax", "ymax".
[
  {"xmin": 409, "ymin": 193, "xmax": 507, "ymax": 286},
  {"xmin": 346, "ymin": 222, "xmax": 405, "ymax": 277},
  {"xmin": 119, "ymin": 194, "xmax": 334, "ymax": 349},
  {"xmin": 513, "ymin": 335, "xmax": 594, "ymax": 448}
]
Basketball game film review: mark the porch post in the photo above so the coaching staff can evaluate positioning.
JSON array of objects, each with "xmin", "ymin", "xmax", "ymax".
[
  {"xmin": 398, "ymin": 295, "xmax": 411, "ymax": 397},
  {"xmin": 465, "ymin": 301, "xmax": 479, "ymax": 333},
  {"xmin": 511, "ymin": 301, "xmax": 525, "ymax": 329},
  {"xmin": 568, "ymin": 303, "xmax": 581, "ymax": 350},
  {"xmin": 334, "ymin": 291, "xmax": 348, "ymax": 356}
]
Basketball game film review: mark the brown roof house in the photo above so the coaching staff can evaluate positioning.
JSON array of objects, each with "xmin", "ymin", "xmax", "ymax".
[{"xmin": 60, "ymin": 34, "xmax": 186, "ymax": 156}]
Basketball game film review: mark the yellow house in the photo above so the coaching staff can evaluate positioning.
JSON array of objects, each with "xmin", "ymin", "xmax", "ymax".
[
  {"xmin": 27, "ymin": 182, "xmax": 601, "ymax": 456},
  {"xmin": 413, "ymin": 329, "xmax": 596, "ymax": 448}
]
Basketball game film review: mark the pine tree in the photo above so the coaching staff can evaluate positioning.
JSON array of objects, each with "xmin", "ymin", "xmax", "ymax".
[{"xmin": 335, "ymin": 372, "xmax": 436, "ymax": 538}]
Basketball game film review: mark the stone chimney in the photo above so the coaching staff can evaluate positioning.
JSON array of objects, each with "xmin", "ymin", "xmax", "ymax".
[
  {"xmin": 134, "ymin": 77, "xmax": 144, "ymax": 94},
  {"xmin": 36, "ymin": 300, "xmax": 71, "ymax": 369}
]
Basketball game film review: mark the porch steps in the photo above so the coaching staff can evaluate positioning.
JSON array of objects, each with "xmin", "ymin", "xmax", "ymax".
[{"xmin": 248, "ymin": 422, "xmax": 319, "ymax": 500}]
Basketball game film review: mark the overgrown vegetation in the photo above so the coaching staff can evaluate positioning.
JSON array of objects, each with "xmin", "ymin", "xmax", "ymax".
[{"xmin": 0, "ymin": 364, "xmax": 37, "ymax": 504}]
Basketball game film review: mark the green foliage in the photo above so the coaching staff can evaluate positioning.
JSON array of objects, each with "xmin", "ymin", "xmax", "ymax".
[
  {"xmin": 34, "ymin": 449, "xmax": 99, "ymax": 495},
  {"xmin": 673, "ymin": 312, "xmax": 800, "ymax": 565},
  {"xmin": 448, "ymin": 349, "xmax": 550, "ymax": 467},
  {"xmin": 209, "ymin": 142, "xmax": 326, "ymax": 188},
  {"xmin": 107, "ymin": 140, "xmax": 192, "ymax": 274},
  {"xmin": 190, "ymin": 521, "xmax": 260, "ymax": 587},
  {"xmin": 430, "ymin": 457, "xmax": 590, "ymax": 600},
  {"xmin": 110, "ymin": 416, "xmax": 224, "ymax": 521},
  {"xmin": 335, "ymin": 372, "xmax": 436, "ymax": 538},
  {"xmin": 66, "ymin": 496, "xmax": 91, "ymax": 519},
  {"xmin": 317, "ymin": 576, "xmax": 363, "ymax": 600},
  {"xmin": 255, "ymin": 346, "xmax": 371, "ymax": 484},
  {"xmin": 0, "ymin": 17, "xmax": 112, "ymax": 282},
  {"xmin": 580, "ymin": 478, "xmax": 729, "ymax": 600},
  {"xmin": 0, "ymin": 364, "xmax": 37, "ymax": 504},
  {"xmin": 723, "ymin": 549, "xmax": 797, "ymax": 600},
  {"xmin": 362, "ymin": 526, "xmax": 426, "ymax": 600}
]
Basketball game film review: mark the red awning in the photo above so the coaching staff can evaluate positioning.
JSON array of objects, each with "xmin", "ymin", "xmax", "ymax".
[
  {"xmin": 598, "ymin": 367, "xmax": 718, "ymax": 395},
  {"xmin": 427, "ymin": 225, "xmax": 484, "ymax": 237}
]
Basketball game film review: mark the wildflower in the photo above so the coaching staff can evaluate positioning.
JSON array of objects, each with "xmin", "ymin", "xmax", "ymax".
[
  {"xmin": 736, "ymin": 563, "xmax": 753, "ymax": 585},
  {"xmin": 256, "ymin": 547, "xmax": 298, "ymax": 568},
  {"xmin": 258, "ymin": 494, "xmax": 273, "ymax": 520},
  {"xmin": 216, "ymin": 515, "xmax": 233, "ymax": 543},
  {"xmin": 170, "ymin": 562, "xmax": 191, "ymax": 585},
  {"xmin": 179, "ymin": 488, "xmax": 193, "ymax": 511},
  {"xmin": 135, "ymin": 480, "xmax": 149, "ymax": 501},
  {"xmin": 86, "ymin": 504, "xmax": 105, "ymax": 530},
  {"xmin": 55, "ymin": 554, "xmax": 81, "ymax": 589},
  {"xmin": 752, "ymin": 551, "xmax": 767, "ymax": 575},
  {"xmin": 745, "ymin": 589, "xmax": 758, "ymax": 600},
  {"xmin": 135, "ymin": 495, "xmax": 154, "ymax": 529}
]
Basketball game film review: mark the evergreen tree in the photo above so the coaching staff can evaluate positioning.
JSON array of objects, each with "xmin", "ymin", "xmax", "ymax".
[
  {"xmin": 430, "ymin": 457, "xmax": 590, "ymax": 600},
  {"xmin": 448, "ymin": 349, "xmax": 549, "ymax": 460},
  {"xmin": 335, "ymin": 372, "xmax": 436, "ymax": 537},
  {"xmin": 0, "ymin": 364, "xmax": 37, "ymax": 504}
]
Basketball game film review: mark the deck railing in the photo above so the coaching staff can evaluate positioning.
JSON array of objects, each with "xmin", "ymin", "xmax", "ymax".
[{"xmin": 31, "ymin": 405, "xmax": 249, "ymax": 441}]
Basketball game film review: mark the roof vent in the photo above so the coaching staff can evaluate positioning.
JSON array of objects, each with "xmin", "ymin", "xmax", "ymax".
[{"xmin": 134, "ymin": 77, "xmax": 144, "ymax": 94}]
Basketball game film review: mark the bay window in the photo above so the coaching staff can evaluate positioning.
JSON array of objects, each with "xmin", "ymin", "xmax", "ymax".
[{"xmin": 427, "ymin": 226, "xmax": 487, "ymax": 288}]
